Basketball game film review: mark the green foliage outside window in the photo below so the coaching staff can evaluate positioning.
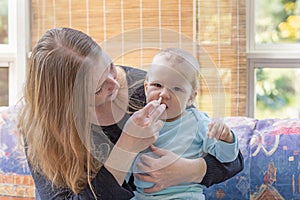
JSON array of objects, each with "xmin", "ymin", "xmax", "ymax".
[
  {"xmin": 256, "ymin": 68, "xmax": 299, "ymax": 119},
  {"xmin": 0, "ymin": 0, "xmax": 8, "ymax": 44},
  {"xmin": 256, "ymin": 0, "xmax": 300, "ymax": 44}
]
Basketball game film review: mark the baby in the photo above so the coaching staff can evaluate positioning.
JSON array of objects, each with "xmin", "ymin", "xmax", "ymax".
[{"xmin": 130, "ymin": 48, "xmax": 239, "ymax": 200}]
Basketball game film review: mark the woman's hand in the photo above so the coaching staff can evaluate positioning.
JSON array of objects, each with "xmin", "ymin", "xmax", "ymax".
[
  {"xmin": 207, "ymin": 118, "xmax": 234, "ymax": 143},
  {"xmin": 134, "ymin": 145, "xmax": 207, "ymax": 193},
  {"xmin": 105, "ymin": 100, "xmax": 165, "ymax": 185},
  {"xmin": 118, "ymin": 100, "xmax": 166, "ymax": 153}
]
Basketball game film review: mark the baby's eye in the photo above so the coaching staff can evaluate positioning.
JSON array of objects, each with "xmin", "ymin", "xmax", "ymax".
[
  {"xmin": 173, "ymin": 87, "xmax": 184, "ymax": 92},
  {"xmin": 150, "ymin": 83, "xmax": 162, "ymax": 88}
]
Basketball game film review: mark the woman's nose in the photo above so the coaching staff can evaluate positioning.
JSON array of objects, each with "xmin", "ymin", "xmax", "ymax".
[{"xmin": 106, "ymin": 73, "xmax": 120, "ymax": 89}]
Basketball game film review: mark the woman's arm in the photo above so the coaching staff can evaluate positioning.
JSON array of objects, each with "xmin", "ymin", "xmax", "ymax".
[
  {"xmin": 33, "ymin": 100, "xmax": 166, "ymax": 199},
  {"xmin": 134, "ymin": 146, "xmax": 243, "ymax": 193},
  {"xmin": 201, "ymin": 150, "xmax": 244, "ymax": 187},
  {"xmin": 31, "ymin": 163, "xmax": 134, "ymax": 200}
]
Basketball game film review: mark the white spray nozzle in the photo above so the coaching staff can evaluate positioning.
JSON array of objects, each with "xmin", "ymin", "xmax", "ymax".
[{"xmin": 157, "ymin": 97, "xmax": 162, "ymax": 104}]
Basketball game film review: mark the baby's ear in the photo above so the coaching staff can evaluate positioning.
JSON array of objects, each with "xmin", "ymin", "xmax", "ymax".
[
  {"xmin": 187, "ymin": 90, "xmax": 197, "ymax": 106},
  {"xmin": 144, "ymin": 80, "xmax": 149, "ymax": 95}
]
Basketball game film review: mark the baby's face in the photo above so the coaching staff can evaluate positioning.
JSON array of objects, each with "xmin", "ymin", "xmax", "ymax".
[{"xmin": 145, "ymin": 57, "xmax": 194, "ymax": 122}]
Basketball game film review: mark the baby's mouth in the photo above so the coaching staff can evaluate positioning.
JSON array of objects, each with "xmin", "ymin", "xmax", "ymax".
[{"xmin": 157, "ymin": 97, "xmax": 168, "ymax": 109}]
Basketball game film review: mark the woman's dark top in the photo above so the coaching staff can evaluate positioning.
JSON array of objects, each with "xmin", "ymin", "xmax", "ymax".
[{"xmin": 29, "ymin": 66, "xmax": 243, "ymax": 199}]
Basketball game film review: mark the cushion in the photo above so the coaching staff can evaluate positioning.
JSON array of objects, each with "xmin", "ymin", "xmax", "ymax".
[
  {"xmin": 0, "ymin": 106, "xmax": 35, "ymax": 199},
  {"xmin": 250, "ymin": 118, "xmax": 300, "ymax": 200}
]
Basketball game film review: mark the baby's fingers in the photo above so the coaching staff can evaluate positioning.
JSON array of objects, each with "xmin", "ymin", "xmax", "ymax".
[
  {"xmin": 219, "ymin": 125, "xmax": 233, "ymax": 142},
  {"xmin": 207, "ymin": 123, "xmax": 218, "ymax": 139},
  {"xmin": 207, "ymin": 118, "xmax": 225, "ymax": 139}
]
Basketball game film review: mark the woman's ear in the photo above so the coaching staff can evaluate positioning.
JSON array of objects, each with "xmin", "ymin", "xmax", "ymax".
[{"xmin": 187, "ymin": 90, "xmax": 197, "ymax": 106}]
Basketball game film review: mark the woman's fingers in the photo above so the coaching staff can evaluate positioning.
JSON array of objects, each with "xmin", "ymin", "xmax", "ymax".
[
  {"xmin": 135, "ymin": 153, "xmax": 161, "ymax": 173},
  {"xmin": 148, "ymin": 103, "xmax": 166, "ymax": 122},
  {"xmin": 149, "ymin": 145, "xmax": 168, "ymax": 157},
  {"xmin": 152, "ymin": 120, "xmax": 164, "ymax": 135},
  {"xmin": 134, "ymin": 173, "xmax": 166, "ymax": 193},
  {"xmin": 143, "ymin": 184, "xmax": 164, "ymax": 193},
  {"xmin": 120, "ymin": 100, "xmax": 166, "ymax": 153},
  {"xmin": 134, "ymin": 172, "xmax": 154, "ymax": 183},
  {"xmin": 138, "ymin": 147, "xmax": 179, "ymax": 173},
  {"xmin": 119, "ymin": 99, "xmax": 166, "ymax": 154},
  {"xmin": 140, "ymin": 99, "xmax": 162, "ymax": 117},
  {"xmin": 135, "ymin": 160, "xmax": 152, "ymax": 173},
  {"xmin": 133, "ymin": 100, "xmax": 165, "ymax": 128}
]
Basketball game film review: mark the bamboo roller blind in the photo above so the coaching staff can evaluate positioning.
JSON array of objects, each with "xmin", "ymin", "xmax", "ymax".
[{"xmin": 30, "ymin": 0, "xmax": 246, "ymax": 117}]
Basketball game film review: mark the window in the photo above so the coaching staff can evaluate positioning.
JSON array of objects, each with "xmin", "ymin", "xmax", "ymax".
[
  {"xmin": 249, "ymin": 63, "xmax": 300, "ymax": 119},
  {"xmin": 248, "ymin": 0, "xmax": 300, "ymax": 119},
  {"xmin": 0, "ymin": 0, "xmax": 29, "ymax": 106},
  {"xmin": 0, "ymin": 0, "xmax": 16, "ymax": 52},
  {"xmin": 255, "ymin": 0, "xmax": 300, "ymax": 45},
  {"xmin": 249, "ymin": 0, "xmax": 300, "ymax": 49},
  {"xmin": 0, "ymin": 0, "xmax": 8, "ymax": 106},
  {"xmin": 0, "ymin": 64, "xmax": 8, "ymax": 106},
  {"xmin": 0, "ymin": 0, "xmax": 8, "ymax": 45}
]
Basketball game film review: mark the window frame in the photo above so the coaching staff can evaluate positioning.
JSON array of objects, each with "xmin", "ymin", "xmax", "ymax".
[
  {"xmin": 247, "ymin": 58, "xmax": 300, "ymax": 117},
  {"xmin": 0, "ymin": 0, "xmax": 30, "ymax": 106},
  {"xmin": 247, "ymin": 0, "xmax": 300, "ymax": 118}
]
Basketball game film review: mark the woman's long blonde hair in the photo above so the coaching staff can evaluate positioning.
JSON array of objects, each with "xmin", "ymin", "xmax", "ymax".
[{"xmin": 18, "ymin": 28, "xmax": 103, "ymax": 194}]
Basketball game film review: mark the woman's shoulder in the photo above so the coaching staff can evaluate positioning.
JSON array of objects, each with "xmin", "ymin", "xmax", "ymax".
[
  {"xmin": 117, "ymin": 65, "xmax": 147, "ymax": 113},
  {"xmin": 117, "ymin": 65, "xmax": 146, "ymax": 84},
  {"xmin": 119, "ymin": 65, "xmax": 146, "ymax": 74}
]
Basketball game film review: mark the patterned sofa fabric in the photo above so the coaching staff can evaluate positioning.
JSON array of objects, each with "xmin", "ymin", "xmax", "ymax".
[
  {"xmin": 250, "ymin": 119, "xmax": 300, "ymax": 200},
  {"xmin": 0, "ymin": 106, "xmax": 35, "ymax": 199},
  {"xmin": 204, "ymin": 117, "xmax": 300, "ymax": 200}
]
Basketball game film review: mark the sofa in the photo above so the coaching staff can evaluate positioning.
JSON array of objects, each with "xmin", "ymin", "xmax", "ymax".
[{"xmin": 0, "ymin": 105, "xmax": 299, "ymax": 200}]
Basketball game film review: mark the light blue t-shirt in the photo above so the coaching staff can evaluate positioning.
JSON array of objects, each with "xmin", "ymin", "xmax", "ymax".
[{"xmin": 129, "ymin": 107, "xmax": 239, "ymax": 197}]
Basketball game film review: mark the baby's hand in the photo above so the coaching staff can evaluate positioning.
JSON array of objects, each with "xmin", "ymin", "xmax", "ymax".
[{"xmin": 207, "ymin": 118, "xmax": 234, "ymax": 143}]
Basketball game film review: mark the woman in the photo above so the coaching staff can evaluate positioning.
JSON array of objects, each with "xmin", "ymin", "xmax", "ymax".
[{"xmin": 18, "ymin": 28, "xmax": 243, "ymax": 199}]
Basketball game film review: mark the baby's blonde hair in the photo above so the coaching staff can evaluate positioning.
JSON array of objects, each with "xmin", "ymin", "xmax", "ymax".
[{"xmin": 151, "ymin": 48, "xmax": 200, "ymax": 91}]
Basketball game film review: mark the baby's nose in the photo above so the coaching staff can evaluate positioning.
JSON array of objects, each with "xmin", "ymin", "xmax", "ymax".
[{"xmin": 159, "ymin": 88, "xmax": 171, "ymax": 99}]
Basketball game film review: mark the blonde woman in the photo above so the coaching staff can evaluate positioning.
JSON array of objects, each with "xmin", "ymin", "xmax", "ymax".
[{"xmin": 18, "ymin": 28, "xmax": 243, "ymax": 199}]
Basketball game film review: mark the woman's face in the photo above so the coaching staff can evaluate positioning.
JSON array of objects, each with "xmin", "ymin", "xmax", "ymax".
[{"xmin": 94, "ymin": 53, "xmax": 120, "ymax": 107}]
